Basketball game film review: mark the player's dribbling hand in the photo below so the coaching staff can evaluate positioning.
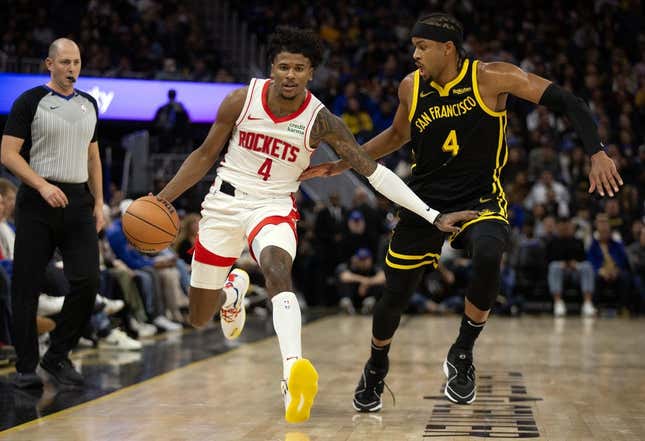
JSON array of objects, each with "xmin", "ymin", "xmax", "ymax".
[
  {"xmin": 298, "ymin": 160, "xmax": 349, "ymax": 181},
  {"xmin": 433, "ymin": 210, "xmax": 479, "ymax": 233},
  {"xmin": 149, "ymin": 192, "xmax": 174, "ymax": 206},
  {"xmin": 588, "ymin": 150, "xmax": 623, "ymax": 197},
  {"xmin": 39, "ymin": 183, "xmax": 69, "ymax": 208}
]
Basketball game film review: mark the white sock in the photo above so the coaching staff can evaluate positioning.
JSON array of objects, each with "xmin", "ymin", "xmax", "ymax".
[{"xmin": 271, "ymin": 291, "xmax": 302, "ymax": 379}]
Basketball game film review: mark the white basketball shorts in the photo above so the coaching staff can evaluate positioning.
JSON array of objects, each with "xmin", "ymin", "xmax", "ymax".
[{"xmin": 190, "ymin": 178, "xmax": 299, "ymax": 290}]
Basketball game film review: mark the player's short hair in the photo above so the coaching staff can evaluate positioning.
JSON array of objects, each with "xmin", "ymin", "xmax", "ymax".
[{"xmin": 267, "ymin": 26, "xmax": 323, "ymax": 68}]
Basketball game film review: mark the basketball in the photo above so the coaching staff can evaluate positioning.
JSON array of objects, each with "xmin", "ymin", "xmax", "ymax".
[{"xmin": 121, "ymin": 196, "xmax": 179, "ymax": 254}]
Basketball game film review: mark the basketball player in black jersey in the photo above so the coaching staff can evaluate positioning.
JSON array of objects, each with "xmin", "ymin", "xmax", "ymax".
[{"xmin": 302, "ymin": 13, "xmax": 623, "ymax": 410}]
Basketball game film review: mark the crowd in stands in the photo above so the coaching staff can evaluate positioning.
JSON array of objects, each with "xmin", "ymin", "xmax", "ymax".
[
  {"xmin": 1, "ymin": 1, "xmax": 644, "ymax": 366},
  {"xmin": 0, "ymin": 177, "xmax": 194, "ymax": 366},
  {"xmin": 1, "ymin": 0, "xmax": 236, "ymax": 82},
  {"xmin": 227, "ymin": 0, "xmax": 644, "ymax": 316}
]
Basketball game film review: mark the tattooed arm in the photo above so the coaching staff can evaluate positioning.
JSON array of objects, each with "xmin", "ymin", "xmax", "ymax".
[
  {"xmin": 300, "ymin": 74, "xmax": 412, "ymax": 181},
  {"xmin": 308, "ymin": 108, "xmax": 477, "ymax": 233},
  {"xmin": 309, "ymin": 107, "xmax": 377, "ymax": 176}
]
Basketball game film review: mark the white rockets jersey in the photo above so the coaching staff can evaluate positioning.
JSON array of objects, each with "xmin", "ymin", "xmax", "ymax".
[{"xmin": 216, "ymin": 78, "xmax": 324, "ymax": 196}]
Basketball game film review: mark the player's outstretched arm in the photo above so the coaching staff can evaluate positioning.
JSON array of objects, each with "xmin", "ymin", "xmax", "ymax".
[
  {"xmin": 299, "ymin": 74, "xmax": 413, "ymax": 181},
  {"xmin": 156, "ymin": 87, "xmax": 247, "ymax": 203},
  {"xmin": 310, "ymin": 107, "xmax": 477, "ymax": 232},
  {"xmin": 479, "ymin": 62, "xmax": 623, "ymax": 197}
]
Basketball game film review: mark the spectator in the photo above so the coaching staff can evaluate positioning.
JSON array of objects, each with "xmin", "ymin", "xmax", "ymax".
[
  {"xmin": 98, "ymin": 204, "xmax": 156, "ymax": 338},
  {"xmin": 502, "ymin": 147, "xmax": 528, "ymax": 186},
  {"xmin": 527, "ymin": 138, "xmax": 560, "ymax": 181},
  {"xmin": 372, "ymin": 99, "xmax": 396, "ymax": 134},
  {"xmin": 336, "ymin": 248, "xmax": 385, "ymax": 315},
  {"xmin": 604, "ymin": 198, "xmax": 629, "ymax": 240},
  {"xmin": 332, "ymin": 81, "xmax": 359, "ymax": 115},
  {"xmin": 588, "ymin": 214, "xmax": 634, "ymax": 314},
  {"xmin": 0, "ymin": 178, "xmax": 17, "ymax": 227},
  {"xmin": 525, "ymin": 170, "xmax": 570, "ymax": 218},
  {"xmin": 152, "ymin": 89, "xmax": 190, "ymax": 152},
  {"xmin": 341, "ymin": 97, "xmax": 374, "ymax": 144},
  {"xmin": 626, "ymin": 227, "xmax": 645, "ymax": 314},
  {"xmin": 190, "ymin": 59, "xmax": 213, "ymax": 82},
  {"xmin": 106, "ymin": 200, "xmax": 184, "ymax": 331},
  {"xmin": 342, "ymin": 210, "xmax": 376, "ymax": 263},
  {"xmin": 513, "ymin": 217, "xmax": 548, "ymax": 299},
  {"xmin": 0, "ymin": 193, "xmax": 14, "ymax": 262},
  {"xmin": 174, "ymin": 213, "xmax": 200, "ymax": 265},
  {"xmin": 498, "ymin": 252, "xmax": 520, "ymax": 315},
  {"xmin": 155, "ymin": 58, "xmax": 184, "ymax": 81},
  {"xmin": 546, "ymin": 217, "xmax": 596, "ymax": 317},
  {"xmin": 350, "ymin": 187, "xmax": 382, "ymax": 245},
  {"xmin": 409, "ymin": 262, "xmax": 466, "ymax": 315},
  {"xmin": 314, "ymin": 193, "xmax": 346, "ymax": 303},
  {"xmin": 0, "ymin": 264, "xmax": 11, "ymax": 360}
]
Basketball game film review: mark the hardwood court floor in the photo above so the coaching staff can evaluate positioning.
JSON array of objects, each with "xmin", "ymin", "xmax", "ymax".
[{"xmin": 1, "ymin": 315, "xmax": 644, "ymax": 440}]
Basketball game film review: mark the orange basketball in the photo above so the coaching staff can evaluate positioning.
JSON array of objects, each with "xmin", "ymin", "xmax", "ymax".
[{"xmin": 121, "ymin": 196, "xmax": 179, "ymax": 254}]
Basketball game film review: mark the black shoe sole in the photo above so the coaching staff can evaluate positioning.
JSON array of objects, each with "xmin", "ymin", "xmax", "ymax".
[{"xmin": 352, "ymin": 399, "xmax": 382, "ymax": 413}]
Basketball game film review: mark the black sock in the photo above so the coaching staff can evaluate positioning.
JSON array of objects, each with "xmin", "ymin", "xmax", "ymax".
[
  {"xmin": 368, "ymin": 341, "xmax": 390, "ymax": 370},
  {"xmin": 453, "ymin": 314, "xmax": 486, "ymax": 352}
]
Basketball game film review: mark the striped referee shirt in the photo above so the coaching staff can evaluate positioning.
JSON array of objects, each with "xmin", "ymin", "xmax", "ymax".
[{"xmin": 3, "ymin": 85, "xmax": 98, "ymax": 183}]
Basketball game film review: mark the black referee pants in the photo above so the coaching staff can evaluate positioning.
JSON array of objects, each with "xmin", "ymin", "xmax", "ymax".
[{"xmin": 11, "ymin": 182, "xmax": 99, "ymax": 373}]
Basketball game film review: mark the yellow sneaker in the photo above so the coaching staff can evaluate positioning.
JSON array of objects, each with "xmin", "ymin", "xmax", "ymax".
[
  {"xmin": 219, "ymin": 269, "xmax": 250, "ymax": 340},
  {"xmin": 282, "ymin": 358, "xmax": 318, "ymax": 423}
]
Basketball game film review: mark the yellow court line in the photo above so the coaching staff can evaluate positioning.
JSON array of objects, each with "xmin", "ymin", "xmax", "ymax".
[
  {"xmin": 0, "ymin": 358, "xmax": 214, "ymax": 436},
  {"xmin": 0, "ymin": 317, "xmax": 336, "ymax": 437}
]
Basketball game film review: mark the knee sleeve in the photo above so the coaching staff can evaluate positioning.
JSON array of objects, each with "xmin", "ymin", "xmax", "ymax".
[
  {"xmin": 372, "ymin": 266, "xmax": 424, "ymax": 340},
  {"xmin": 467, "ymin": 235, "xmax": 506, "ymax": 311}
]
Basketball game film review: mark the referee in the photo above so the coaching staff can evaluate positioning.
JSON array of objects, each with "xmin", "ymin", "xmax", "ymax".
[{"xmin": 1, "ymin": 38, "xmax": 104, "ymax": 388}]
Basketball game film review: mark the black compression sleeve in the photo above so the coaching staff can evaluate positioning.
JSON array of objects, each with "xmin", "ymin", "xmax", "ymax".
[{"xmin": 538, "ymin": 83, "xmax": 603, "ymax": 156}]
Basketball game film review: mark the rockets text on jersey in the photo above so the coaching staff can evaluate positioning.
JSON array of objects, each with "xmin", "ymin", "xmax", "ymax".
[{"xmin": 216, "ymin": 78, "xmax": 324, "ymax": 197}]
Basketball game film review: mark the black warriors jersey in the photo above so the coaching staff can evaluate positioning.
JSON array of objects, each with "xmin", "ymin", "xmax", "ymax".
[{"xmin": 407, "ymin": 58, "xmax": 508, "ymax": 214}]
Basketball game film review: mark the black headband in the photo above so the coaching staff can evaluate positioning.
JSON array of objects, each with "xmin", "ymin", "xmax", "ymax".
[{"xmin": 410, "ymin": 22, "xmax": 463, "ymax": 47}]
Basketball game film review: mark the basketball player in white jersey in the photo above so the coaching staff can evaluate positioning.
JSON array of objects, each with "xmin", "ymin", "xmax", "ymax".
[{"xmin": 156, "ymin": 27, "xmax": 476, "ymax": 423}]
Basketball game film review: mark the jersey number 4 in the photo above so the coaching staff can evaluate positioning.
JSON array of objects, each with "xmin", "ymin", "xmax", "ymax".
[
  {"xmin": 441, "ymin": 130, "xmax": 460, "ymax": 156},
  {"xmin": 257, "ymin": 158, "xmax": 273, "ymax": 181}
]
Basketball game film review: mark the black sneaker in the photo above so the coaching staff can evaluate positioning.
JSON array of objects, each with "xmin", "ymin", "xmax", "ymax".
[
  {"xmin": 13, "ymin": 372, "xmax": 43, "ymax": 389},
  {"xmin": 443, "ymin": 347, "xmax": 476, "ymax": 404},
  {"xmin": 353, "ymin": 362, "xmax": 388, "ymax": 412},
  {"xmin": 40, "ymin": 356, "xmax": 84, "ymax": 387}
]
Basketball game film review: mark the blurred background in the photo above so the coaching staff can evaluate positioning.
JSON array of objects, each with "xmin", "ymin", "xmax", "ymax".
[{"xmin": 0, "ymin": 0, "xmax": 643, "ymax": 364}]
